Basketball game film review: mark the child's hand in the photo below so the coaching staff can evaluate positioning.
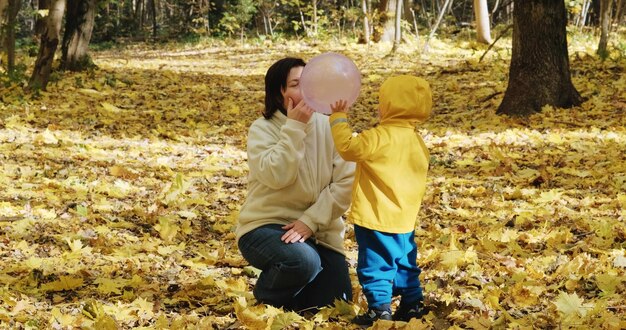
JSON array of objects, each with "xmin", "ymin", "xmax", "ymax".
[{"xmin": 330, "ymin": 100, "xmax": 349, "ymax": 113}]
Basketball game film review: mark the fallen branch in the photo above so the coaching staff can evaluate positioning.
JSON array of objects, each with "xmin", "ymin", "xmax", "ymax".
[{"xmin": 479, "ymin": 24, "xmax": 513, "ymax": 63}]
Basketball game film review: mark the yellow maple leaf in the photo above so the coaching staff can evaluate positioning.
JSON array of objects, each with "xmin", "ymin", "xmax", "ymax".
[
  {"xmin": 94, "ymin": 278, "xmax": 124, "ymax": 295},
  {"xmin": 154, "ymin": 216, "xmax": 179, "ymax": 243},
  {"xmin": 234, "ymin": 297, "xmax": 267, "ymax": 329},
  {"xmin": 554, "ymin": 291, "xmax": 592, "ymax": 318},
  {"xmin": 50, "ymin": 307, "xmax": 76, "ymax": 327},
  {"xmin": 41, "ymin": 276, "xmax": 84, "ymax": 292},
  {"xmin": 535, "ymin": 190, "xmax": 563, "ymax": 204},
  {"xmin": 270, "ymin": 311, "xmax": 303, "ymax": 330}
]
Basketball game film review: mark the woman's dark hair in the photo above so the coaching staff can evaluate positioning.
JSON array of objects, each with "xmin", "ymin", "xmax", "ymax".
[{"xmin": 263, "ymin": 57, "xmax": 306, "ymax": 119}]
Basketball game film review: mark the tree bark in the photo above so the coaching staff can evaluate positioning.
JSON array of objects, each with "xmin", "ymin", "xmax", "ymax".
[
  {"xmin": 597, "ymin": 0, "xmax": 613, "ymax": 58},
  {"xmin": 497, "ymin": 0, "xmax": 582, "ymax": 116},
  {"xmin": 29, "ymin": 0, "xmax": 66, "ymax": 90},
  {"xmin": 474, "ymin": 0, "xmax": 492, "ymax": 44},
  {"xmin": 61, "ymin": 0, "xmax": 96, "ymax": 71}
]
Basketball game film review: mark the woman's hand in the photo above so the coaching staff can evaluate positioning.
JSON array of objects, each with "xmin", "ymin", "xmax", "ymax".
[
  {"xmin": 281, "ymin": 220, "xmax": 313, "ymax": 243},
  {"xmin": 287, "ymin": 98, "xmax": 314, "ymax": 123},
  {"xmin": 330, "ymin": 99, "xmax": 348, "ymax": 113}
]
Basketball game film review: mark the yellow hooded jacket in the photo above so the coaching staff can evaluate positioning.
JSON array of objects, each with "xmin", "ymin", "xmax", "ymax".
[{"xmin": 329, "ymin": 75, "xmax": 432, "ymax": 233}]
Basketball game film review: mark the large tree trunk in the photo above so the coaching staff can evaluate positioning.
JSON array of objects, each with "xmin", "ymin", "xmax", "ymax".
[
  {"xmin": 61, "ymin": 0, "xmax": 96, "ymax": 71},
  {"xmin": 597, "ymin": 0, "xmax": 613, "ymax": 58},
  {"xmin": 29, "ymin": 0, "xmax": 66, "ymax": 90},
  {"xmin": 474, "ymin": 0, "xmax": 492, "ymax": 44},
  {"xmin": 497, "ymin": 0, "xmax": 582, "ymax": 116}
]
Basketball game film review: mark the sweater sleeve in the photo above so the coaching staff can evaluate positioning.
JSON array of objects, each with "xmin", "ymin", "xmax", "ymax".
[
  {"xmin": 329, "ymin": 112, "xmax": 379, "ymax": 162},
  {"xmin": 247, "ymin": 119, "xmax": 307, "ymax": 190},
  {"xmin": 299, "ymin": 149, "xmax": 355, "ymax": 232}
]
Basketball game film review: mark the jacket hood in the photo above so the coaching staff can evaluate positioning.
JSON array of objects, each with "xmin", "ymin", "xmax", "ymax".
[{"xmin": 379, "ymin": 75, "xmax": 432, "ymax": 126}]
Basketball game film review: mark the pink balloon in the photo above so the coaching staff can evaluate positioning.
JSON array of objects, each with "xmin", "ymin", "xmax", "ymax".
[{"xmin": 300, "ymin": 53, "xmax": 361, "ymax": 114}]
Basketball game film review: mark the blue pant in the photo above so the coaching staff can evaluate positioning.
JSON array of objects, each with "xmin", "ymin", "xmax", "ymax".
[
  {"xmin": 238, "ymin": 224, "xmax": 352, "ymax": 311},
  {"xmin": 354, "ymin": 225, "xmax": 423, "ymax": 309}
]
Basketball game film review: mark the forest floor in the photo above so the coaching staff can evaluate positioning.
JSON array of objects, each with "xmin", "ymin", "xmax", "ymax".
[{"xmin": 1, "ymin": 33, "xmax": 625, "ymax": 329}]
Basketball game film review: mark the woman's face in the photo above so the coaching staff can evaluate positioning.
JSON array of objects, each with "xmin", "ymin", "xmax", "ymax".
[{"xmin": 281, "ymin": 66, "xmax": 304, "ymax": 110}]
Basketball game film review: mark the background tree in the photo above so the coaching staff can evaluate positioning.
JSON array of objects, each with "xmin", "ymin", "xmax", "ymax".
[
  {"xmin": 474, "ymin": 0, "xmax": 492, "ymax": 44},
  {"xmin": 391, "ymin": 0, "xmax": 402, "ymax": 51},
  {"xmin": 497, "ymin": 0, "xmax": 582, "ymax": 116},
  {"xmin": 61, "ymin": 0, "xmax": 97, "ymax": 71},
  {"xmin": 361, "ymin": 0, "xmax": 370, "ymax": 44},
  {"xmin": 597, "ymin": 0, "xmax": 613, "ymax": 58},
  {"xmin": 29, "ymin": 0, "xmax": 65, "ymax": 90},
  {"xmin": 219, "ymin": 0, "xmax": 256, "ymax": 43},
  {"xmin": 0, "ymin": 0, "xmax": 21, "ymax": 73}
]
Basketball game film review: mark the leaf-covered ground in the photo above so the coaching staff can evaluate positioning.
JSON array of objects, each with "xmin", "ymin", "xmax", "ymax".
[{"xmin": 1, "ymin": 36, "xmax": 625, "ymax": 329}]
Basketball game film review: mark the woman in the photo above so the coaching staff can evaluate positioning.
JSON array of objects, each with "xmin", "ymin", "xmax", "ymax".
[{"xmin": 236, "ymin": 57, "xmax": 355, "ymax": 311}]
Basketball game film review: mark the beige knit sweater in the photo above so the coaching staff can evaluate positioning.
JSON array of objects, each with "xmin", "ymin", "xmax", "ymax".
[{"xmin": 236, "ymin": 111, "xmax": 355, "ymax": 255}]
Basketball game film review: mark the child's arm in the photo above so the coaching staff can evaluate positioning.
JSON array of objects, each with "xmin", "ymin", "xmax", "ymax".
[{"xmin": 329, "ymin": 100, "xmax": 377, "ymax": 161}]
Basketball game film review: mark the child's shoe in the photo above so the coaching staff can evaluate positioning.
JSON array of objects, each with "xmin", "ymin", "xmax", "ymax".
[
  {"xmin": 352, "ymin": 307, "xmax": 392, "ymax": 326},
  {"xmin": 392, "ymin": 301, "xmax": 427, "ymax": 322}
]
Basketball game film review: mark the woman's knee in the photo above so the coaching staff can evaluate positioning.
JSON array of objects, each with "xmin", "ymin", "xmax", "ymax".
[{"xmin": 280, "ymin": 243, "xmax": 322, "ymax": 280}]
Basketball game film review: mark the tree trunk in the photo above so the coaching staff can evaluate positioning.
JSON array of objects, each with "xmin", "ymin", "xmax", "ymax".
[
  {"xmin": 474, "ymin": 0, "xmax": 492, "ymax": 44},
  {"xmin": 1, "ymin": 0, "xmax": 21, "ymax": 73},
  {"xmin": 312, "ymin": 0, "xmax": 317, "ymax": 36},
  {"xmin": 136, "ymin": 0, "xmax": 144, "ymax": 33},
  {"xmin": 362, "ymin": 0, "xmax": 370, "ymax": 44},
  {"xmin": 424, "ymin": 0, "xmax": 453, "ymax": 52},
  {"xmin": 497, "ymin": 0, "xmax": 582, "ymax": 116},
  {"xmin": 35, "ymin": 0, "xmax": 51, "ymax": 37},
  {"xmin": 29, "ymin": 0, "xmax": 66, "ymax": 90},
  {"xmin": 392, "ymin": 0, "xmax": 403, "ymax": 51},
  {"xmin": 151, "ymin": 0, "xmax": 157, "ymax": 38},
  {"xmin": 61, "ymin": 0, "xmax": 96, "ymax": 71},
  {"xmin": 375, "ymin": 0, "xmax": 398, "ymax": 42},
  {"xmin": 597, "ymin": 0, "xmax": 613, "ymax": 58}
]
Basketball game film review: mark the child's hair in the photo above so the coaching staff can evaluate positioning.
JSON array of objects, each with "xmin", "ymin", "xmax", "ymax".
[{"xmin": 263, "ymin": 57, "xmax": 307, "ymax": 119}]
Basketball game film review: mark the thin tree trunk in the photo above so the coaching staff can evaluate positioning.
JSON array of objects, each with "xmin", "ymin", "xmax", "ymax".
[
  {"xmin": 136, "ymin": 0, "xmax": 143, "ymax": 33},
  {"xmin": 35, "ymin": 0, "xmax": 51, "ymax": 36},
  {"xmin": 312, "ymin": 0, "xmax": 318, "ymax": 36},
  {"xmin": 2, "ymin": 0, "xmax": 21, "ymax": 73},
  {"xmin": 0, "ymin": 0, "xmax": 8, "ymax": 48},
  {"xmin": 29, "ymin": 0, "xmax": 66, "ymax": 90},
  {"xmin": 61, "ymin": 0, "xmax": 96, "ymax": 71},
  {"xmin": 474, "ymin": 0, "xmax": 492, "ymax": 44},
  {"xmin": 424, "ymin": 0, "xmax": 453, "ymax": 52},
  {"xmin": 362, "ymin": 0, "xmax": 370, "ymax": 44},
  {"xmin": 410, "ymin": 7, "xmax": 419, "ymax": 38},
  {"xmin": 392, "ymin": 0, "xmax": 403, "ymax": 52},
  {"xmin": 151, "ymin": 0, "xmax": 157, "ymax": 38},
  {"xmin": 597, "ymin": 0, "xmax": 613, "ymax": 58},
  {"xmin": 497, "ymin": 0, "xmax": 582, "ymax": 116}
]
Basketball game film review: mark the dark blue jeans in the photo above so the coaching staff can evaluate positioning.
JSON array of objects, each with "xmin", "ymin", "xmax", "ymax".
[{"xmin": 238, "ymin": 224, "xmax": 352, "ymax": 311}]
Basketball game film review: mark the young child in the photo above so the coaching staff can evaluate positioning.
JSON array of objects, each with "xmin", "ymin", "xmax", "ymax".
[{"xmin": 329, "ymin": 75, "xmax": 432, "ymax": 325}]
